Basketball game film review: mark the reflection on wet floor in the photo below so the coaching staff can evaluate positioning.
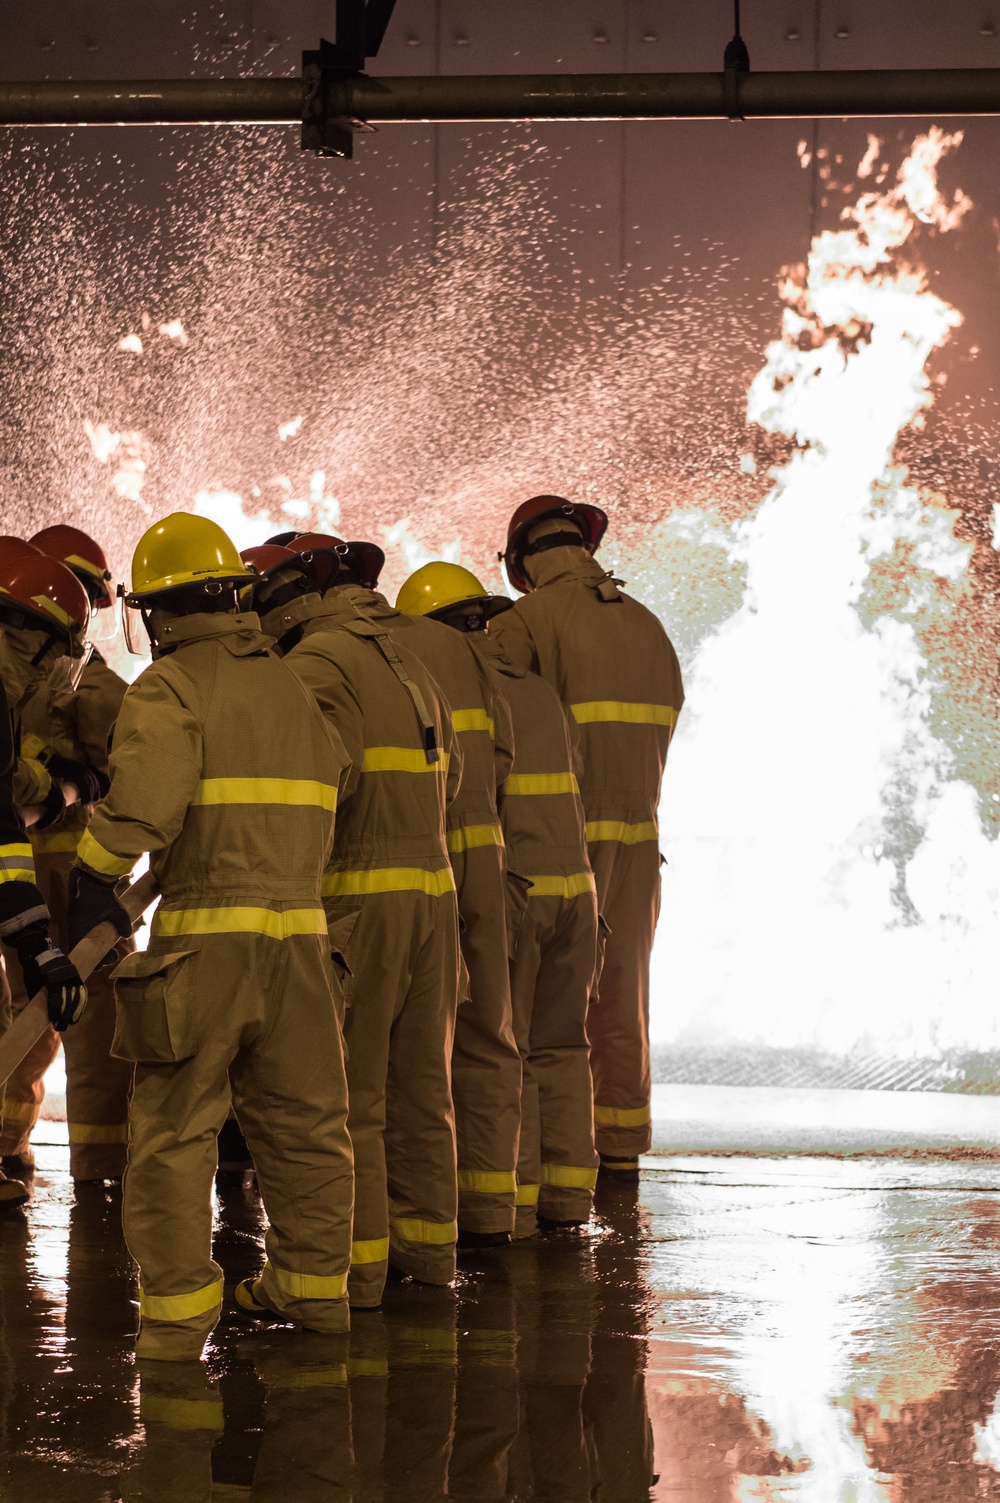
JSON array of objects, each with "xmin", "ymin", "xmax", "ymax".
[{"xmin": 5, "ymin": 1148, "xmax": 1000, "ymax": 1499}]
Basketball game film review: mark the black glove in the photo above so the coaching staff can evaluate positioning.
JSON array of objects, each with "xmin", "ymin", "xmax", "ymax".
[
  {"xmin": 33, "ymin": 779, "xmax": 67, "ymax": 831},
  {"xmin": 44, "ymin": 755, "xmax": 109, "ymax": 806},
  {"xmin": 66, "ymin": 867, "xmax": 132, "ymax": 958},
  {"xmin": 12, "ymin": 923, "xmax": 88, "ymax": 1032}
]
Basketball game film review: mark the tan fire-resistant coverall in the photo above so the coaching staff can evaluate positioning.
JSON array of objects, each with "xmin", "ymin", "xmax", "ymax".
[
  {"xmin": 389, "ymin": 608, "xmax": 522, "ymax": 1236},
  {"xmin": 276, "ymin": 585, "xmax": 463, "ymax": 1307},
  {"xmin": 473, "ymin": 631, "xmax": 600, "ymax": 1234},
  {"xmin": 0, "ymin": 653, "xmax": 133, "ymax": 1179},
  {"xmin": 491, "ymin": 548, "xmax": 684, "ymax": 1163},
  {"xmin": 75, "ymin": 611, "xmax": 354, "ymax": 1360}
]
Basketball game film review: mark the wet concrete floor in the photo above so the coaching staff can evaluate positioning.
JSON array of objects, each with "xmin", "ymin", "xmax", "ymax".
[{"xmin": 4, "ymin": 1141, "xmax": 1000, "ymax": 1499}]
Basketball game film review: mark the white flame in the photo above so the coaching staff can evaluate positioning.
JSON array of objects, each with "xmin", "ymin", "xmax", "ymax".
[
  {"xmin": 654, "ymin": 131, "xmax": 999, "ymax": 1056},
  {"xmin": 83, "ymin": 419, "xmax": 149, "ymax": 505},
  {"xmin": 118, "ymin": 333, "xmax": 144, "ymax": 354},
  {"xmin": 158, "ymin": 318, "xmax": 189, "ymax": 347},
  {"xmin": 278, "ymin": 415, "xmax": 304, "ymax": 442}
]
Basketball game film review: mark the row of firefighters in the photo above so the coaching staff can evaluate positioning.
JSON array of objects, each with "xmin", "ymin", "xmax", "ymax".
[{"xmin": 0, "ymin": 495, "xmax": 683, "ymax": 1361}]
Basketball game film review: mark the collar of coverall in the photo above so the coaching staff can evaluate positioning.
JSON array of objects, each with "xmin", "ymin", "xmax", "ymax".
[
  {"xmin": 524, "ymin": 544, "xmax": 622, "ymax": 596},
  {"xmin": 151, "ymin": 610, "xmax": 271, "ymax": 660},
  {"xmin": 258, "ymin": 583, "xmax": 396, "ymax": 645},
  {"xmin": 0, "ymin": 625, "xmax": 63, "ymax": 709}
]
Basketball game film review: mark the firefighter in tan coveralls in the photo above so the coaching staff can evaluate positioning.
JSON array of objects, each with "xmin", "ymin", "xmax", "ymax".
[
  {"xmin": 243, "ymin": 534, "xmax": 462, "ymax": 1309},
  {"xmin": 393, "ymin": 570, "xmax": 522, "ymax": 1244},
  {"xmin": 492, "ymin": 497, "xmax": 684, "ymax": 1178},
  {"xmin": 0, "ymin": 525, "xmax": 132, "ymax": 1183},
  {"xmin": 401, "ymin": 563, "xmax": 600, "ymax": 1235},
  {"xmin": 65, "ymin": 514, "xmax": 353, "ymax": 1360}
]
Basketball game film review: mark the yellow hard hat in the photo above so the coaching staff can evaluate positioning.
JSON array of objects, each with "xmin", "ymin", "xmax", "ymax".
[
  {"xmin": 397, "ymin": 561, "xmax": 510, "ymax": 619},
  {"xmin": 128, "ymin": 513, "xmax": 254, "ymax": 599}
]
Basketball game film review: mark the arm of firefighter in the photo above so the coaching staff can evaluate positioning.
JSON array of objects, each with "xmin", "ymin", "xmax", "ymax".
[
  {"xmin": 69, "ymin": 660, "xmax": 128, "ymax": 776},
  {"xmin": 0, "ymin": 678, "xmax": 47, "ymax": 939},
  {"xmin": 75, "ymin": 670, "xmax": 202, "ymax": 882},
  {"xmin": 441, "ymin": 709, "xmax": 463, "ymax": 810},
  {"xmin": 286, "ymin": 645, "xmax": 366, "ymax": 802},
  {"xmin": 13, "ymin": 749, "xmax": 53, "ymax": 807},
  {"xmin": 488, "ymin": 608, "xmax": 538, "ymax": 674}
]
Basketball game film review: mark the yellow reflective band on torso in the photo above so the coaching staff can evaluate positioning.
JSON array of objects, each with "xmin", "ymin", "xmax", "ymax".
[
  {"xmin": 192, "ymin": 777, "xmax": 338, "ymax": 811},
  {"xmin": 593, "ymin": 1104, "xmax": 651, "ymax": 1128},
  {"xmin": 0, "ymin": 842, "xmax": 35, "ymax": 883},
  {"xmin": 391, "ymin": 1216, "xmax": 459, "ymax": 1246},
  {"xmin": 446, "ymin": 823, "xmax": 504, "ymax": 855},
  {"xmin": 515, "ymin": 1182, "xmax": 540, "ymax": 1207},
  {"xmin": 77, "ymin": 829, "xmax": 134, "ymax": 879},
  {"xmin": 323, "ymin": 868, "xmax": 456, "ymax": 899},
  {"xmin": 457, "ymin": 1170, "xmax": 517, "ymax": 1195},
  {"xmin": 31, "ymin": 829, "xmax": 84, "ymax": 855},
  {"xmin": 153, "ymin": 907, "xmax": 328, "ymax": 940},
  {"xmin": 68, "ymin": 1122, "xmax": 128, "ymax": 1145},
  {"xmin": 541, "ymin": 1164, "xmax": 599, "ymax": 1190},
  {"xmin": 451, "ymin": 708, "xmax": 495, "ymax": 737},
  {"xmin": 571, "ymin": 700, "xmax": 680, "ymax": 728},
  {"xmin": 362, "ymin": 747, "xmax": 450, "ymax": 774},
  {"xmin": 504, "ymin": 772, "xmax": 579, "ymax": 796},
  {"xmin": 526, "ymin": 872, "xmax": 596, "ymax": 899},
  {"xmin": 269, "ymin": 1263, "xmax": 348, "ymax": 1301},
  {"xmin": 139, "ymin": 1278, "xmax": 224, "ymax": 1322},
  {"xmin": 351, "ymin": 1238, "xmax": 390, "ymax": 1266},
  {"xmin": 586, "ymin": 819, "xmax": 659, "ymax": 845}
]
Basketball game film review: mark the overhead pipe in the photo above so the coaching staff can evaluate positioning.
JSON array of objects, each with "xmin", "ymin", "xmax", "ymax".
[{"xmin": 1, "ymin": 70, "xmax": 1000, "ymax": 128}]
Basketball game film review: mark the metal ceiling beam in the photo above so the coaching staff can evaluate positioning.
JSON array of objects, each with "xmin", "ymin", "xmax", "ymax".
[{"xmin": 1, "ymin": 70, "xmax": 1000, "ymax": 127}]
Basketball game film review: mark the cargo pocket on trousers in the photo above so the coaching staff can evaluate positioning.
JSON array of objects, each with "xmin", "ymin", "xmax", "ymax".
[
  {"xmin": 110, "ymin": 949, "xmax": 201, "ymax": 1064},
  {"xmin": 505, "ymin": 870, "xmax": 533, "ymax": 961}
]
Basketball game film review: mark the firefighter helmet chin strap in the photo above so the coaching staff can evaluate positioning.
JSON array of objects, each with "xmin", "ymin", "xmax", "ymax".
[{"xmin": 521, "ymin": 530, "xmax": 592, "ymax": 560}]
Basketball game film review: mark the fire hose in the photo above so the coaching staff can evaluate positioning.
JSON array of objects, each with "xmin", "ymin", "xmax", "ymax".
[{"xmin": 0, "ymin": 868, "xmax": 159, "ymax": 1088}]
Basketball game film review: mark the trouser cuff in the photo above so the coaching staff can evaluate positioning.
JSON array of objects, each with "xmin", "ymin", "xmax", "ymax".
[
  {"xmin": 136, "ymin": 1319, "xmax": 215, "ymax": 1363},
  {"xmin": 457, "ymin": 1196, "xmax": 515, "ymax": 1235},
  {"xmin": 256, "ymin": 1265, "xmax": 351, "ymax": 1334},
  {"xmin": 594, "ymin": 1124, "xmax": 652, "ymax": 1157},
  {"xmin": 70, "ymin": 1142, "xmax": 127, "ymax": 1181},
  {"xmin": 538, "ymin": 1186, "xmax": 594, "ymax": 1223},
  {"xmin": 513, "ymin": 1206, "xmax": 538, "ymax": 1240},
  {"xmin": 388, "ymin": 1239, "xmax": 457, "ymax": 1287}
]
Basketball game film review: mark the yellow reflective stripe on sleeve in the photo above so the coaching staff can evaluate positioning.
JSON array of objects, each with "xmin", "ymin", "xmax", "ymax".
[
  {"xmin": 542, "ymin": 1164, "xmax": 599, "ymax": 1190},
  {"xmin": 351, "ymin": 1238, "xmax": 390, "ymax": 1266},
  {"xmin": 451, "ymin": 708, "xmax": 495, "ymax": 737},
  {"xmin": 139, "ymin": 1278, "xmax": 224, "ymax": 1322},
  {"xmin": 322, "ymin": 867, "xmax": 455, "ymax": 898},
  {"xmin": 362, "ymin": 747, "xmax": 450, "ymax": 774},
  {"xmin": 457, "ymin": 1170, "xmax": 517, "ymax": 1195},
  {"xmin": 504, "ymin": 772, "xmax": 579, "ymax": 796},
  {"xmin": 192, "ymin": 777, "xmax": 338, "ymax": 811},
  {"xmin": 68, "ymin": 1122, "xmax": 128, "ymax": 1145},
  {"xmin": 30, "ymin": 829, "xmax": 84, "ymax": 855},
  {"xmin": 0, "ymin": 1098, "xmax": 38, "ymax": 1124},
  {"xmin": 586, "ymin": 819, "xmax": 659, "ymax": 845},
  {"xmin": 446, "ymin": 823, "xmax": 504, "ymax": 855},
  {"xmin": 593, "ymin": 1104, "xmax": 652, "ymax": 1128},
  {"xmin": 269, "ymin": 1263, "xmax": 348, "ymax": 1301},
  {"xmin": 76, "ymin": 829, "xmax": 134, "ymax": 879},
  {"xmin": 526, "ymin": 872, "xmax": 596, "ymax": 899},
  {"xmin": 515, "ymin": 1182, "xmax": 540, "ymax": 1207},
  {"xmin": 153, "ymin": 907, "xmax": 327, "ymax": 940},
  {"xmin": 392, "ymin": 1217, "xmax": 459, "ymax": 1246},
  {"xmin": 571, "ymin": 700, "xmax": 679, "ymax": 728},
  {"xmin": 19, "ymin": 734, "xmax": 47, "ymax": 761},
  {"xmin": 140, "ymin": 1396, "xmax": 225, "ymax": 1431},
  {"xmin": 0, "ymin": 842, "xmax": 35, "ymax": 883}
]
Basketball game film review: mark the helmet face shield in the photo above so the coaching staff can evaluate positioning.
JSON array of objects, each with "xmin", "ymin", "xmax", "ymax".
[
  {"xmin": 47, "ymin": 638, "xmax": 95, "ymax": 694},
  {"xmin": 120, "ymin": 583, "xmax": 149, "ymax": 656}
]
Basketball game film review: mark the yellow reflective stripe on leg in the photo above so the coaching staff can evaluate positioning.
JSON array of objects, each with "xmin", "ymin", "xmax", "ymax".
[
  {"xmin": 139, "ymin": 1278, "xmax": 224, "ymax": 1322},
  {"xmin": 570, "ymin": 701, "xmax": 679, "ymax": 728},
  {"xmin": 192, "ymin": 777, "xmax": 338, "ymax": 811},
  {"xmin": 526, "ymin": 872, "xmax": 596, "ymax": 899},
  {"xmin": 515, "ymin": 1182, "xmax": 540, "ymax": 1207},
  {"xmin": 457, "ymin": 1170, "xmax": 517, "ymax": 1195},
  {"xmin": 362, "ymin": 747, "xmax": 451, "ymax": 774},
  {"xmin": 0, "ymin": 1097, "xmax": 38, "ymax": 1124},
  {"xmin": 593, "ymin": 1104, "xmax": 651, "ymax": 1128},
  {"xmin": 392, "ymin": 1217, "xmax": 459, "ymax": 1246},
  {"xmin": 451, "ymin": 708, "xmax": 495, "ymax": 737},
  {"xmin": 68, "ymin": 1122, "xmax": 128, "ymax": 1145},
  {"xmin": 322, "ymin": 867, "xmax": 455, "ymax": 898},
  {"xmin": 268, "ymin": 1263, "xmax": 348, "ymax": 1301},
  {"xmin": 141, "ymin": 1396, "xmax": 225, "ymax": 1431},
  {"xmin": 0, "ymin": 842, "xmax": 35, "ymax": 882},
  {"xmin": 446, "ymin": 823, "xmax": 504, "ymax": 855},
  {"xmin": 153, "ymin": 906, "xmax": 327, "ymax": 939},
  {"xmin": 351, "ymin": 1237, "xmax": 390, "ymax": 1266},
  {"xmin": 504, "ymin": 772, "xmax": 579, "ymax": 796},
  {"xmin": 585, "ymin": 819, "xmax": 659, "ymax": 845},
  {"xmin": 542, "ymin": 1164, "xmax": 599, "ymax": 1190},
  {"xmin": 76, "ymin": 829, "xmax": 134, "ymax": 879}
]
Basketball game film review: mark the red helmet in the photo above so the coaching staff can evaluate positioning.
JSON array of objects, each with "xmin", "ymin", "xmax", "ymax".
[
  {"xmin": 280, "ymin": 532, "xmax": 345, "ymax": 593},
  {"xmin": 277, "ymin": 532, "xmax": 385, "ymax": 592},
  {"xmin": 0, "ymin": 554, "xmax": 92, "ymax": 640},
  {"xmin": 502, "ymin": 495, "xmax": 607, "ymax": 594},
  {"xmin": 240, "ymin": 543, "xmax": 301, "ymax": 579},
  {"xmin": 30, "ymin": 524, "xmax": 114, "ymax": 609},
  {"xmin": 0, "ymin": 537, "xmax": 42, "ymax": 567}
]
